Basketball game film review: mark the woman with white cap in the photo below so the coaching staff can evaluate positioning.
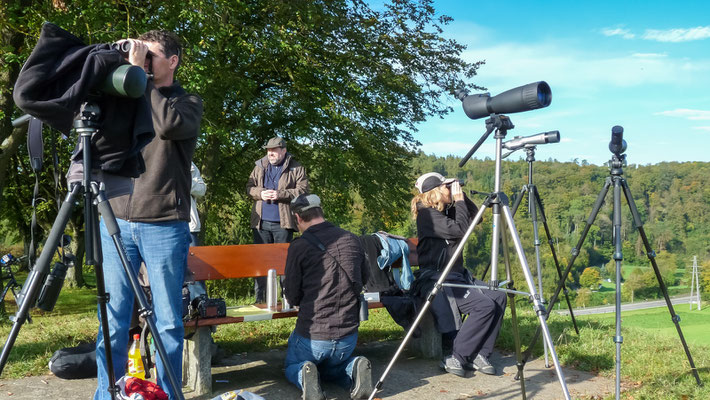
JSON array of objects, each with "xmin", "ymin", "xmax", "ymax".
[{"xmin": 410, "ymin": 172, "xmax": 506, "ymax": 377}]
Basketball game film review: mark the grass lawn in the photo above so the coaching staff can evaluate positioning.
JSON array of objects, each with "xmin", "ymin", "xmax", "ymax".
[
  {"xmin": 578, "ymin": 305, "xmax": 710, "ymax": 348},
  {"xmin": 0, "ymin": 286, "xmax": 98, "ymax": 378}
]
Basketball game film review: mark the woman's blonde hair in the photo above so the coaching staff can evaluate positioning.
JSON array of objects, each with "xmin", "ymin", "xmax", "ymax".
[{"xmin": 411, "ymin": 185, "xmax": 448, "ymax": 217}]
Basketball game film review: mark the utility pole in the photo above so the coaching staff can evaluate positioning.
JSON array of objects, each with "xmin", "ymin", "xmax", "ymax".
[{"xmin": 689, "ymin": 256, "xmax": 701, "ymax": 311}]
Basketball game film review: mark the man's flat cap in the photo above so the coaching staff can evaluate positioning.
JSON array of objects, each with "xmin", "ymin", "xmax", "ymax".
[{"xmin": 263, "ymin": 136, "xmax": 286, "ymax": 149}]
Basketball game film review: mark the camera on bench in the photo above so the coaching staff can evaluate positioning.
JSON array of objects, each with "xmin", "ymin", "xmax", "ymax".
[{"xmin": 188, "ymin": 294, "xmax": 226, "ymax": 319}]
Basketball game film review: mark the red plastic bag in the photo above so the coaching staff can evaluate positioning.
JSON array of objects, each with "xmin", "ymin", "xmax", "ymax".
[{"xmin": 124, "ymin": 377, "xmax": 168, "ymax": 400}]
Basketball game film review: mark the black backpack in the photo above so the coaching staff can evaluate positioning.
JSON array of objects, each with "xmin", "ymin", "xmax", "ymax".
[{"xmin": 48, "ymin": 341, "xmax": 97, "ymax": 379}]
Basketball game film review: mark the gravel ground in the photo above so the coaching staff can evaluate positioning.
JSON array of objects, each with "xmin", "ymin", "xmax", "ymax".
[{"xmin": 0, "ymin": 340, "xmax": 613, "ymax": 400}]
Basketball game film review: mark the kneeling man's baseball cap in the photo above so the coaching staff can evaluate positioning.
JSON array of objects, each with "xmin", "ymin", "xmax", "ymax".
[{"xmin": 291, "ymin": 194, "xmax": 321, "ymax": 213}]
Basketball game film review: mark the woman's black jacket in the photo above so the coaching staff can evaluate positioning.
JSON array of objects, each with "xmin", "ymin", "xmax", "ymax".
[{"xmin": 412, "ymin": 195, "xmax": 479, "ymax": 333}]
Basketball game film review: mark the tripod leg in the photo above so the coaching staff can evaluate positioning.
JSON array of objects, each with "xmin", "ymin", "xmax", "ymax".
[
  {"xmin": 621, "ymin": 179, "xmax": 702, "ymax": 386},
  {"xmin": 368, "ymin": 201, "xmax": 490, "ymax": 400},
  {"xmin": 516, "ymin": 178, "xmax": 611, "ymax": 379},
  {"xmin": 500, "ymin": 202, "xmax": 570, "ymax": 400},
  {"xmin": 533, "ymin": 186, "xmax": 579, "ymax": 334},
  {"xmin": 528, "ymin": 185, "xmax": 550, "ymax": 367},
  {"xmin": 480, "ymin": 187, "xmax": 528, "ymax": 281},
  {"xmin": 510, "ymin": 186, "xmax": 527, "ymax": 216},
  {"xmin": 0, "ymin": 185, "xmax": 80, "ymax": 374},
  {"xmin": 612, "ymin": 178, "xmax": 623, "ymax": 400},
  {"xmin": 94, "ymin": 187, "xmax": 186, "ymax": 400},
  {"xmin": 500, "ymin": 223, "xmax": 527, "ymax": 398},
  {"xmin": 87, "ymin": 193, "xmax": 120, "ymax": 400}
]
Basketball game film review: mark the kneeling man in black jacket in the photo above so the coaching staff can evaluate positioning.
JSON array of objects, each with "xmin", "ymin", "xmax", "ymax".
[{"xmin": 283, "ymin": 194, "xmax": 373, "ymax": 400}]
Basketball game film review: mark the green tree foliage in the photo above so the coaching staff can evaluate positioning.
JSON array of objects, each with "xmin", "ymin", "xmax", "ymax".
[
  {"xmin": 700, "ymin": 260, "xmax": 710, "ymax": 301},
  {"xmin": 575, "ymin": 288, "xmax": 591, "ymax": 308},
  {"xmin": 622, "ymin": 268, "xmax": 646, "ymax": 302},
  {"xmin": 579, "ymin": 267, "xmax": 601, "ymax": 290},
  {"xmin": 653, "ymin": 251, "xmax": 678, "ymax": 287},
  {"xmin": 1, "ymin": 1, "xmax": 482, "ymax": 288}
]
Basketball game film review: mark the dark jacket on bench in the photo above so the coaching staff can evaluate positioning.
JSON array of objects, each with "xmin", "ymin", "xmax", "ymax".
[{"xmin": 284, "ymin": 221, "xmax": 368, "ymax": 340}]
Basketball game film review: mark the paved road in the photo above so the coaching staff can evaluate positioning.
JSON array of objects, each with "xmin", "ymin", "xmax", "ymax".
[{"xmin": 555, "ymin": 295, "xmax": 694, "ymax": 316}]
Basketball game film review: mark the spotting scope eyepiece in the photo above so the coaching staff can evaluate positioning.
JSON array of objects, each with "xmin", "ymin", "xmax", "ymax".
[
  {"xmin": 503, "ymin": 130, "xmax": 560, "ymax": 151},
  {"xmin": 608, "ymin": 125, "xmax": 627, "ymax": 155},
  {"xmin": 459, "ymin": 81, "xmax": 552, "ymax": 120}
]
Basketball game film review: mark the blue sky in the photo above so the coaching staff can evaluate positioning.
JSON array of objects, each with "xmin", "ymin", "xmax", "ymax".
[{"xmin": 415, "ymin": 0, "xmax": 710, "ymax": 165}]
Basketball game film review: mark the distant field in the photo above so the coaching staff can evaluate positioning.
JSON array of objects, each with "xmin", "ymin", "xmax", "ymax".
[
  {"xmin": 578, "ymin": 305, "xmax": 709, "ymax": 347},
  {"xmin": 597, "ymin": 264, "xmax": 689, "ymax": 293}
]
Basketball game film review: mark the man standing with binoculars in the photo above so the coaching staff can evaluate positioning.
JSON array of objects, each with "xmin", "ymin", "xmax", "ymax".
[{"xmin": 96, "ymin": 30, "xmax": 203, "ymax": 400}]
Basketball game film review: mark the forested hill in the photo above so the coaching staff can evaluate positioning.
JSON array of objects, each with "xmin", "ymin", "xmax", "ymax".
[{"xmin": 402, "ymin": 153, "xmax": 710, "ymax": 279}]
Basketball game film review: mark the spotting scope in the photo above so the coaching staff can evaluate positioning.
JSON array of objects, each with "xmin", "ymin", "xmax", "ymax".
[
  {"xmin": 609, "ymin": 125, "xmax": 627, "ymax": 155},
  {"xmin": 458, "ymin": 81, "xmax": 552, "ymax": 120},
  {"xmin": 503, "ymin": 131, "xmax": 560, "ymax": 151},
  {"xmin": 99, "ymin": 64, "xmax": 148, "ymax": 98}
]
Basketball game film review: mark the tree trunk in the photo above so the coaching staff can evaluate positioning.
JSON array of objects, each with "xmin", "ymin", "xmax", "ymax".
[
  {"xmin": 0, "ymin": 6, "xmax": 28, "ymax": 209},
  {"xmin": 64, "ymin": 221, "xmax": 86, "ymax": 288}
]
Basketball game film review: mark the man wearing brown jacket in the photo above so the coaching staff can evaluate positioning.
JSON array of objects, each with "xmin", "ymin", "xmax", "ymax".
[{"xmin": 246, "ymin": 136, "xmax": 309, "ymax": 303}]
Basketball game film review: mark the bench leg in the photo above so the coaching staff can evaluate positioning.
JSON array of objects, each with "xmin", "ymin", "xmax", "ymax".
[
  {"xmin": 409, "ymin": 310, "xmax": 442, "ymax": 359},
  {"xmin": 183, "ymin": 326, "xmax": 212, "ymax": 396}
]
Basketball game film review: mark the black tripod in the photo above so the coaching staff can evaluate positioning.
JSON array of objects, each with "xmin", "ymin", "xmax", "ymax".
[
  {"xmin": 508, "ymin": 145, "xmax": 580, "ymax": 366},
  {"xmin": 0, "ymin": 103, "xmax": 185, "ymax": 400},
  {"xmin": 368, "ymin": 115, "xmax": 571, "ymax": 400},
  {"xmin": 516, "ymin": 126, "xmax": 701, "ymax": 397}
]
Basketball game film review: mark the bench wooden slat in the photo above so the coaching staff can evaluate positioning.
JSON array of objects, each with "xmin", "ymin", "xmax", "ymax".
[
  {"xmin": 188, "ymin": 237, "xmax": 418, "ymax": 282},
  {"xmin": 184, "ymin": 302, "xmax": 385, "ymax": 328},
  {"xmin": 188, "ymin": 243, "xmax": 289, "ymax": 281}
]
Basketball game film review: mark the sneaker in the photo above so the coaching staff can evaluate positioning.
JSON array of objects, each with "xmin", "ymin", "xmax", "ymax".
[
  {"xmin": 350, "ymin": 356, "xmax": 374, "ymax": 399},
  {"xmin": 472, "ymin": 354, "xmax": 496, "ymax": 375},
  {"xmin": 301, "ymin": 361, "xmax": 325, "ymax": 400},
  {"xmin": 439, "ymin": 355, "xmax": 467, "ymax": 377}
]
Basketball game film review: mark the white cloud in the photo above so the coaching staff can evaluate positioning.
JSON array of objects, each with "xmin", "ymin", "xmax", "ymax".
[
  {"xmin": 655, "ymin": 109, "xmax": 710, "ymax": 120},
  {"xmin": 642, "ymin": 26, "xmax": 710, "ymax": 42},
  {"xmin": 599, "ymin": 26, "xmax": 710, "ymax": 42},
  {"xmin": 631, "ymin": 52, "xmax": 667, "ymax": 58},
  {"xmin": 692, "ymin": 126, "xmax": 710, "ymax": 132},
  {"xmin": 601, "ymin": 28, "xmax": 635, "ymax": 39},
  {"xmin": 460, "ymin": 42, "xmax": 710, "ymax": 93}
]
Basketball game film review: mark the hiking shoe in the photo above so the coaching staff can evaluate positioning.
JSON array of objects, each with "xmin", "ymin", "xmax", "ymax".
[
  {"xmin": 439, "ymin": 355, "xmax": 467, "ymax": 377},
  {"xmin": 350, "ymin": 356, "xmax": 374, "ymax": 399},
  {"xmin": 301, "ymin": 361, "xmax": 325, "ymax": 400},
  {"xmin": 472, "ymin": 354, "xmax": 496, "ymax": 375}
]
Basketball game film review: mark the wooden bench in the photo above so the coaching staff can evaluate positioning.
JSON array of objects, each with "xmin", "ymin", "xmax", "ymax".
[{"xmin": 181, "ymin": 238, "xmax": 439, "ymax": 396}]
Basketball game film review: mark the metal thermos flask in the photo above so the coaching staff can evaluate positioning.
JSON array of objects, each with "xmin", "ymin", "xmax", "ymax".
[
  {"xmin": 267, "ymin": 268, "xmax": 278, "ymax": 311},
  {"xmin": 282, "ymin": 295, "xmax": 291, "ymax": 311},
  {"xmin": 359, "ymin": 294, "xmax": 368, "ymax": 321}
]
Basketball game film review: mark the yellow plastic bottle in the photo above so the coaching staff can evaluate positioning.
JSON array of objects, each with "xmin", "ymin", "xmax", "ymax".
[{"xmin": 127, "ymin": 333, "xmax": 145, "ymax": 379}]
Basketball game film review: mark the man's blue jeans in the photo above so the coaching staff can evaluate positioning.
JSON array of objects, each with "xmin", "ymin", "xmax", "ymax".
[
  {"xmin": 94, "ymin": 218, "xmax": 189, "ymax": 400},
  {"xmin": 284, "ymin": 331, "xmax": 359, "ymax": 390}
]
